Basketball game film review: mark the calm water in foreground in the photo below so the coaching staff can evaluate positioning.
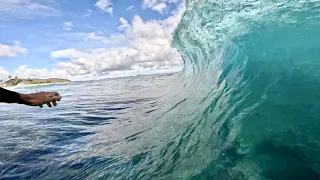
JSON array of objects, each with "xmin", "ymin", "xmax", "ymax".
[{"xmin": 0, "ymin": 74, "xmax": 180, "ymax": 179}]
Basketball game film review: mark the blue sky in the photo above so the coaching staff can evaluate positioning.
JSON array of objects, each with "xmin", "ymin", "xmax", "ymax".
[{"xmin": 0, "ymin": 0, "xmax": 184, "ymax": 80}]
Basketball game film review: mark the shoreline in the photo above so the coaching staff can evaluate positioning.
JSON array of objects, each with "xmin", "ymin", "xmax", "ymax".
[{"xmin": 1, "ymin": 82, "xmax": 70, "ymax": 89}]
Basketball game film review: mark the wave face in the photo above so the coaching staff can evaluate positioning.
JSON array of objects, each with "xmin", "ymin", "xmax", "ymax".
[{"xmin": 167, "ymin": 0, "xmax": 320, "ymax": 179}]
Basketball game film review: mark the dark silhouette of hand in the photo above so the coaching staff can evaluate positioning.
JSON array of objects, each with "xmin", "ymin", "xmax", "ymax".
[{"xmin": 20, "ymin": 91, "xmax": 62, "ymax": 108}]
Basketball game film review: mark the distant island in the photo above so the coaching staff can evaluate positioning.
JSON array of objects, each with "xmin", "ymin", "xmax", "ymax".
[{"xmin": 0, "ymin": 77, "xmax": 71, "ymax": 88}]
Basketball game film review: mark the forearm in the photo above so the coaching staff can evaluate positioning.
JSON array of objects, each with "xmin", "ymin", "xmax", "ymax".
[{"xmin": 0, "ymin": 87, "xmax": 22, "ymax": 104}]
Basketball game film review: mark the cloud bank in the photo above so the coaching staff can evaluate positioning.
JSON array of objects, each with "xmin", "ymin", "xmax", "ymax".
[
  {"xmin": 0, "ymin": 0, "xmax": 185, "ymax": 81},
  {"xmin": 47, "ymin": 3, "xmax": 185, "ymax": 80}
]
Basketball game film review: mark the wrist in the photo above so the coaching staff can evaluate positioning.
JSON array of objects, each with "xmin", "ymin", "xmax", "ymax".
[{"xmin": 19, "ymin": 94, "xmax": 32, "ymax": 105}]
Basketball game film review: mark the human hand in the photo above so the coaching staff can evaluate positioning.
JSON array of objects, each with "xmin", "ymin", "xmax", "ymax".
[{"xmin": 19, "ymin": 91, "xmax": 62, "ymax": 108}]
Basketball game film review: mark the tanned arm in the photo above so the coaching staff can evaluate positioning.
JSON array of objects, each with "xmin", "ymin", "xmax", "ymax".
[{"xmin": 0, "ymin": 87, "xmax": 62, "ymax": 108}]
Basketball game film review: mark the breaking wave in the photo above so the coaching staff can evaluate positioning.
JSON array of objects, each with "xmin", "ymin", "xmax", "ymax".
[{"xmin": 1, "ymin": 0, "xmax": 320, "ymax": 179}]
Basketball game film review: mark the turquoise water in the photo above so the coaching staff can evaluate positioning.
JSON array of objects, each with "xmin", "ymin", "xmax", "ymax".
[
  {"xmin": 171, "ymin": 0, "xmax": 320, "ymax": 179},
  {"xmin": 1, "ymin": 0, "xmax": 320, "ymax": 179}
]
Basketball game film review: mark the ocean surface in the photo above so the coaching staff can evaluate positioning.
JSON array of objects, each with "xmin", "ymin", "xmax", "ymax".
[{"xmin": 1, "ymin": 0, "xmax": 320, "ymax": 179}]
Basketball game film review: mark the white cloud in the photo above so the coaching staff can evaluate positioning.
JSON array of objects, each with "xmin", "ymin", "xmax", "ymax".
[
  {"xmin": 83, "ymin": 9, "xmax": 93, "ymax": 17},
  {"xmin": 0, "ymin": 41, "xmax": 28, "ymax": 58},
  {"xmin": 118, "ymin": 17, "xmax": 129, "ymax": 30},
  {"xmin": 2, "ymin": 2, "xmax": 185, "ymax": 81},
  {"xmin": 14, "ymin": 65, "xmax": 72, "ymax": 80},
  {"xmin": 152, "ymin": 3, "xmax": 167, "ymax": 14},
  {"xmin": 63, "ymin": 22, "xmax": 74, "ymax": 31},
  {"xmin": 95, "ymin": 0, "xmax": 113, "ymax": 15},
  {"xmin": 15, "ymin": 65, "xmax": 51, "ymax": 79},
  {"xmin": 13, "ymin": 40, "xmax": 22, "ymax": 45},
  {"xmin": 142, "ymin": 0, "xmax": 180, "ymax": 14},
  {"xmin": 86, "ymin": 32, "xmax": 128, "ymax": 46},
  {"xmin": 126, "ymin": 5, "xmax": 134, "ymax": 11},
  {"xmin": 51, "ymin": 49, "xmax": 97, "ymax": 59},
  {"xmin": 0, "ymin": 0, "xmax": 61, "ymax": 18},
  {"xmin": 0, "ymin": 67, "xmax": 10, "ymax": 81},
  {"xmin": 49, "ymin": 4, "xmax": 185, "ymax": 78}
]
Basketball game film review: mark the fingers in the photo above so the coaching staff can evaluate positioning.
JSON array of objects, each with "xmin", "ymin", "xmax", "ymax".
[
  {"xmin": 45, "ymin": 93, "xmax": 60, "ymax": 108},
  {"xmin": 47, "ymin": 102, "xmax": 52, "ymax": 108},
  {"xmin": 41, "ymin": 101, "xmax": 56, "ymax": 108},
  {"xmin": 34, "ymin": 91, "xmax": 62, "ymax": 108},
  {"xmin": 48, "ymin": 92, "xmax": 62, "ymax": 101},
  {"xmin": 55, "ymin": 95, "xmax": 62, "ymax": 101}
]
